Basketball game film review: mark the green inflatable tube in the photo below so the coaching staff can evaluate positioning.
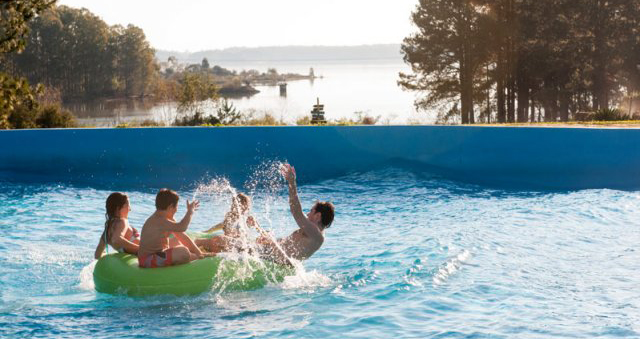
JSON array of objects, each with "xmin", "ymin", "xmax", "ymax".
[{"xmin": 93, "ymin": 234, "xmax": 294, "ymax": 296}]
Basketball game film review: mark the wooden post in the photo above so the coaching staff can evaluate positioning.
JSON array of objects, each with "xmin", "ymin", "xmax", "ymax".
[{"xmin": 310, "ymin": 97, "xmax": 326, "ymax": 124}]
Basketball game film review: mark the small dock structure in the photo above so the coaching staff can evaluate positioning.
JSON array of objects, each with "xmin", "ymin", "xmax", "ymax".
[
  {"xmin": 311, "ymin": 98, "xmax": 326, "ymax": 124},
  {"xmin": 279, "ymin": 82, "xmax": 287, "ymax": 97}
]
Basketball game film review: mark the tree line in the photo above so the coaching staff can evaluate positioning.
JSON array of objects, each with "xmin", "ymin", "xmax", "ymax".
[
  {"xmin": 2, "ymin": 5, "xmax": 155, "ymax": 101},
  {"xmin": 400, "ymin": 0, "xmax": 640, "ymax": 123},
  {"xmin": 1, "ymin": 0, "xmax": 78, "ymax": 129},
  {"xmin": 0, "ymin": 1, "xmax": 280, "ymax": 128}
]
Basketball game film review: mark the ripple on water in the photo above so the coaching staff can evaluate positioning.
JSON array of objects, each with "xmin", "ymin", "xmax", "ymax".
[{"xmin": 1, "ymin": 168, "xmax": 640, "ymax": 338}]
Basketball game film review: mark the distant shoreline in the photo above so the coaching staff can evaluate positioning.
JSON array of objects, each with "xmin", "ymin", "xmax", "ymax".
[{"xmin": 156, "ymin": 44, "xmax": 402, "ymax": 63}]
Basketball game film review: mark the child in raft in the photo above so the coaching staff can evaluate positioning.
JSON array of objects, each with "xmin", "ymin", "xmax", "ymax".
[
  {"xmin": 137, "ymin": 189, "xmax": 214, "ymax": 268},
  {"xmin": 195, "ymin": 193, "xmax": 259, "ymax": 254},
  {"xmin": 94, "ymin": 192, "xmax": 140, "ymax": 259}
]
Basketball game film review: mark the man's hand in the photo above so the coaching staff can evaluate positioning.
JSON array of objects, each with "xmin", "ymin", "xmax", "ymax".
[
  {"xmin": 187, "ymin": 199, "xmax": 200, "ymax": 213},
  {"xmin": 280, "ymin": 163, "xmax": 296, "ymax": 184}
]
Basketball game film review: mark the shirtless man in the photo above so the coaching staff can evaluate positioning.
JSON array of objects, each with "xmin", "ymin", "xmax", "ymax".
[
  {"xmin": 138, "ymin": 189, "xmax": 211, "ymax": 268},
  {"xmin": 258, "ymin": 163, "xmax": 335, "ymax": 264}
]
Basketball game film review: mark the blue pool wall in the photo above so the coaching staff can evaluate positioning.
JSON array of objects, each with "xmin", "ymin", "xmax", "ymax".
[{"xmin": 1, "ymin": 125, "xmax": 639, "ymax": 190}]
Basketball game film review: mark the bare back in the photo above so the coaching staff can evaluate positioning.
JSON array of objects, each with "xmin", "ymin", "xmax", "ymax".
[
  {"xmin": 279, "ymin": 228, "xmax": 324, "ymax": 261},
  {"xmin": 138, "ymin": 212, "xmax": 185, "ymax": 257}
]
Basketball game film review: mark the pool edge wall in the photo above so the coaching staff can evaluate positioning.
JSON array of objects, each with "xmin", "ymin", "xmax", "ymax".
[{"xmin": 1, "ymin": 125, "xmax": 639, "ymax": 190}]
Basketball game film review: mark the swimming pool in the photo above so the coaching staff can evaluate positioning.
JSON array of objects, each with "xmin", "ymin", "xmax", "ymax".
[
  {"xmin": 1, "ymin": 166, "xmax": 639, "ymax": 338},
  {"xmin": 3, "ymin": 126, "xmax": 640, "ymax": 190}
]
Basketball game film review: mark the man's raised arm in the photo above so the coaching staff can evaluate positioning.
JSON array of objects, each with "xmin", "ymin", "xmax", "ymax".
[{"xmin": 281, "ymin": 163, "xmax": 322, "ymax": 240}]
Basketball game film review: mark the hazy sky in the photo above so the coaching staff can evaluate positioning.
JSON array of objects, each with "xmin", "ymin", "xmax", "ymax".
[{"xmin": 57, "ymin": 0, "xmax": 418, "ymax": 51}]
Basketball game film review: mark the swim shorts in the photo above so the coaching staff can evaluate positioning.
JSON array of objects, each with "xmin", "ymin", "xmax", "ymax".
[{"xmin": 138, "ymin": 248, "xmax": 174, "ymax": 268}]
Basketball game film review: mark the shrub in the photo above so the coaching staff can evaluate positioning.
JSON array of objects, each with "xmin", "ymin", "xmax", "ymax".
[
  {"xmin": 215, "ymin": 99, "xmax": 243, "ymax": 124},
  {"xmin": 35, "ymin": 105, "xmax": 77, "ymax": 128},
  {"xmin": 332, "ymin": 118, "xmax": 356, "ymax": 126},
  {"xmin": 2, "ymin": 73, "xmax": 40, "ymax": 129},
  {"xmin": 245, "ymin": 113, "xmax": 283, "ymax": 126},
  {"xmin": 139, "ymin": 119, "xmax": 164, "ymax": 127},
  {"xmin": 327, "ymin": 112, "xmax": 381, "ymax": 126},
  {"xmin": 173, "ymin": 111, "xmax": 220, "ymax": 126},
  {"xmin": 591, "ymin": 108, "xmax": 630, "ymax": 121},
  {"xmin": 2, "ymin": 79, "xmax": 77, "ymax": 129},
  {"xmin": 173, "ymin": 100, "xmax": 247, "ymax": 126},
  {"xmin": 296, "ymin": 116, "xmax": 311, "ymax": 125},
  {"xmin": 361, "ymin": 116, "xmax": 378, "ymax": 125},
  {"xmin": 176, "ymin": 72, "xmax": 218, "ymax": 115},
  {"xmin": 354, "ymin": 111, "xmax": 380, "ymax": 125},
  {"xmin": 8, "ymin": 106, "xmax": 37, "ymax": 129}
]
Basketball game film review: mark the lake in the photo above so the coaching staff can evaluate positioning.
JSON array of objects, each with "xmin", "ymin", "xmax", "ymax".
[{"xmin": 69, "ymin": 59, "xmax": 428, "ymax": 126}]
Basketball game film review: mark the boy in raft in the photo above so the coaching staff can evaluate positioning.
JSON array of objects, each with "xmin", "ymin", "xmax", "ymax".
[
  {"xmin": 138, "ymin": 189, "xmax": 213, "ymax": 268},
  {"xmin": 257, "ymin": 163, "xmax": 335, "ymax": 264}
]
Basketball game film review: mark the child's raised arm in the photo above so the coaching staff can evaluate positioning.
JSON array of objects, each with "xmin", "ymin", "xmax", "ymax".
[{"xmin": 163, "ymin": 200, "xmax": 200, "ymax": 232}]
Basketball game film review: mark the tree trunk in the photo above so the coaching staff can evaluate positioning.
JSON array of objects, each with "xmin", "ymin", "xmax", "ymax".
[
  {"xmin": 592, "ymin": 0, "xmax": 608, "ymax": 110},
  {"xmin": 496, "ymin": 2, "xmax": 506, "ymax": 123},
  {"xmin": 459, "ymin": 49, "xmax": 468, "ymax": 124},
  {"xmin": 545, "ymin": 87, "xmax": 559, "ymax": 121},
  {"xmin": 506, "ymin": 0, "xmax": 516, "ymax": 123},
  {"xmin": 529, "ymin": 93, "xmax": 536, "ymax": 122},
  {"xmin": 516, "ymin": 67, "xmax": 529, "ymax": 122},
  {"xmin": 497, "ymin": 63, "xmax": 506, "ymax": 123},
  {"xmin": 465, "ymin": 52, "xmax": 475, "ymax": 124},
  {"xmin": 507, "ymin": 80, "xmax": 515, "ymax": 122},
  {"xmin": 559, "ymin": 91, "xmax": 569, "ymax": 122},
  {"xmin": 460, "ymin": 67, "xmax": 473, "ymax": 124}
]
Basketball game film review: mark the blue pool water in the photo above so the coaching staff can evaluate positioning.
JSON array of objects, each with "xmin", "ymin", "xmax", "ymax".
[{"xmin": 1, "ymin": 167, "xmax": 639, "ymax": 338}]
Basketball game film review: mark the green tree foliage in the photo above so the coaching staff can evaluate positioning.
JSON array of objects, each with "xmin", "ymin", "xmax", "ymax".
[
  {"xmin": 0, "ymin": 0, "xmax": 56, "ymax": 53},
  {"xmin": 215, "ymin": 99, "xmax": 242, "ymax": 125},
  {"xmin": 399, "ymin": 0, "xmax": 491, "ymax": 123},
  {"xmin": 2, "ymin": 5, "xmax": 156, "ymax": 100},
  {"xmin": 0, "ymin": 73, "xmax": 39, "ymax": 128},
  {"xmin": 176, "ymin": 72, "xmax": 218, "ymax": 115},
  {"xmin": 401, "ymin": 0, "xmax": 640, "ymax": 123},
  {"xmin": 173, "ymin": 77, "xmax": 247, "ymax": 126},
  {"xmin": 115, "ymin": 24, "xmax": 156, "ymax": 97},
  {"xmin": 0, "ymin": 0, "xmax": 56, "ymax": 129},
  {"xmin": 36, "ymin": 104, "xmax": 76, "ymax": 128}
]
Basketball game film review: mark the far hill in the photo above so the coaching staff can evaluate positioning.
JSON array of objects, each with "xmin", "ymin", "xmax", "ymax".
[{"xmin": 156, "ymin": 44, "xmax": 402, "ymax": 63}]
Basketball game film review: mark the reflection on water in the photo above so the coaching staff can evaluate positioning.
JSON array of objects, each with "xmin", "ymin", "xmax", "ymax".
[
  {"xmin": 64, "ymin": 99, "xmax": 157, "ymax": 119},
  {"xmin": 70, "ymin": 59, "xmax": 428, "ymax": 127},
  {"xmin": 65, "ymin": 98, "xmax": 177, "ymax": 127}
]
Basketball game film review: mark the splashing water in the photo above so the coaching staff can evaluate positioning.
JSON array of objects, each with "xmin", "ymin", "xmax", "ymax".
[
  {"xmin": 433, "ymin": 250, "xmax": 472, "ymax": 285},
  {"xmin": 78, "ymin": 261, "xmax": 97, "ymax": 291},
  {"xmin": 190, "ymin": 161, "xmax": 325, "ymax": 294},
  {"xmin": 192, "ymin": 176, "xmax": 234, "ymax": 202},
  {"xmin": 280, "ymin": 269, "xmax": 332, "ymax": 290}
]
